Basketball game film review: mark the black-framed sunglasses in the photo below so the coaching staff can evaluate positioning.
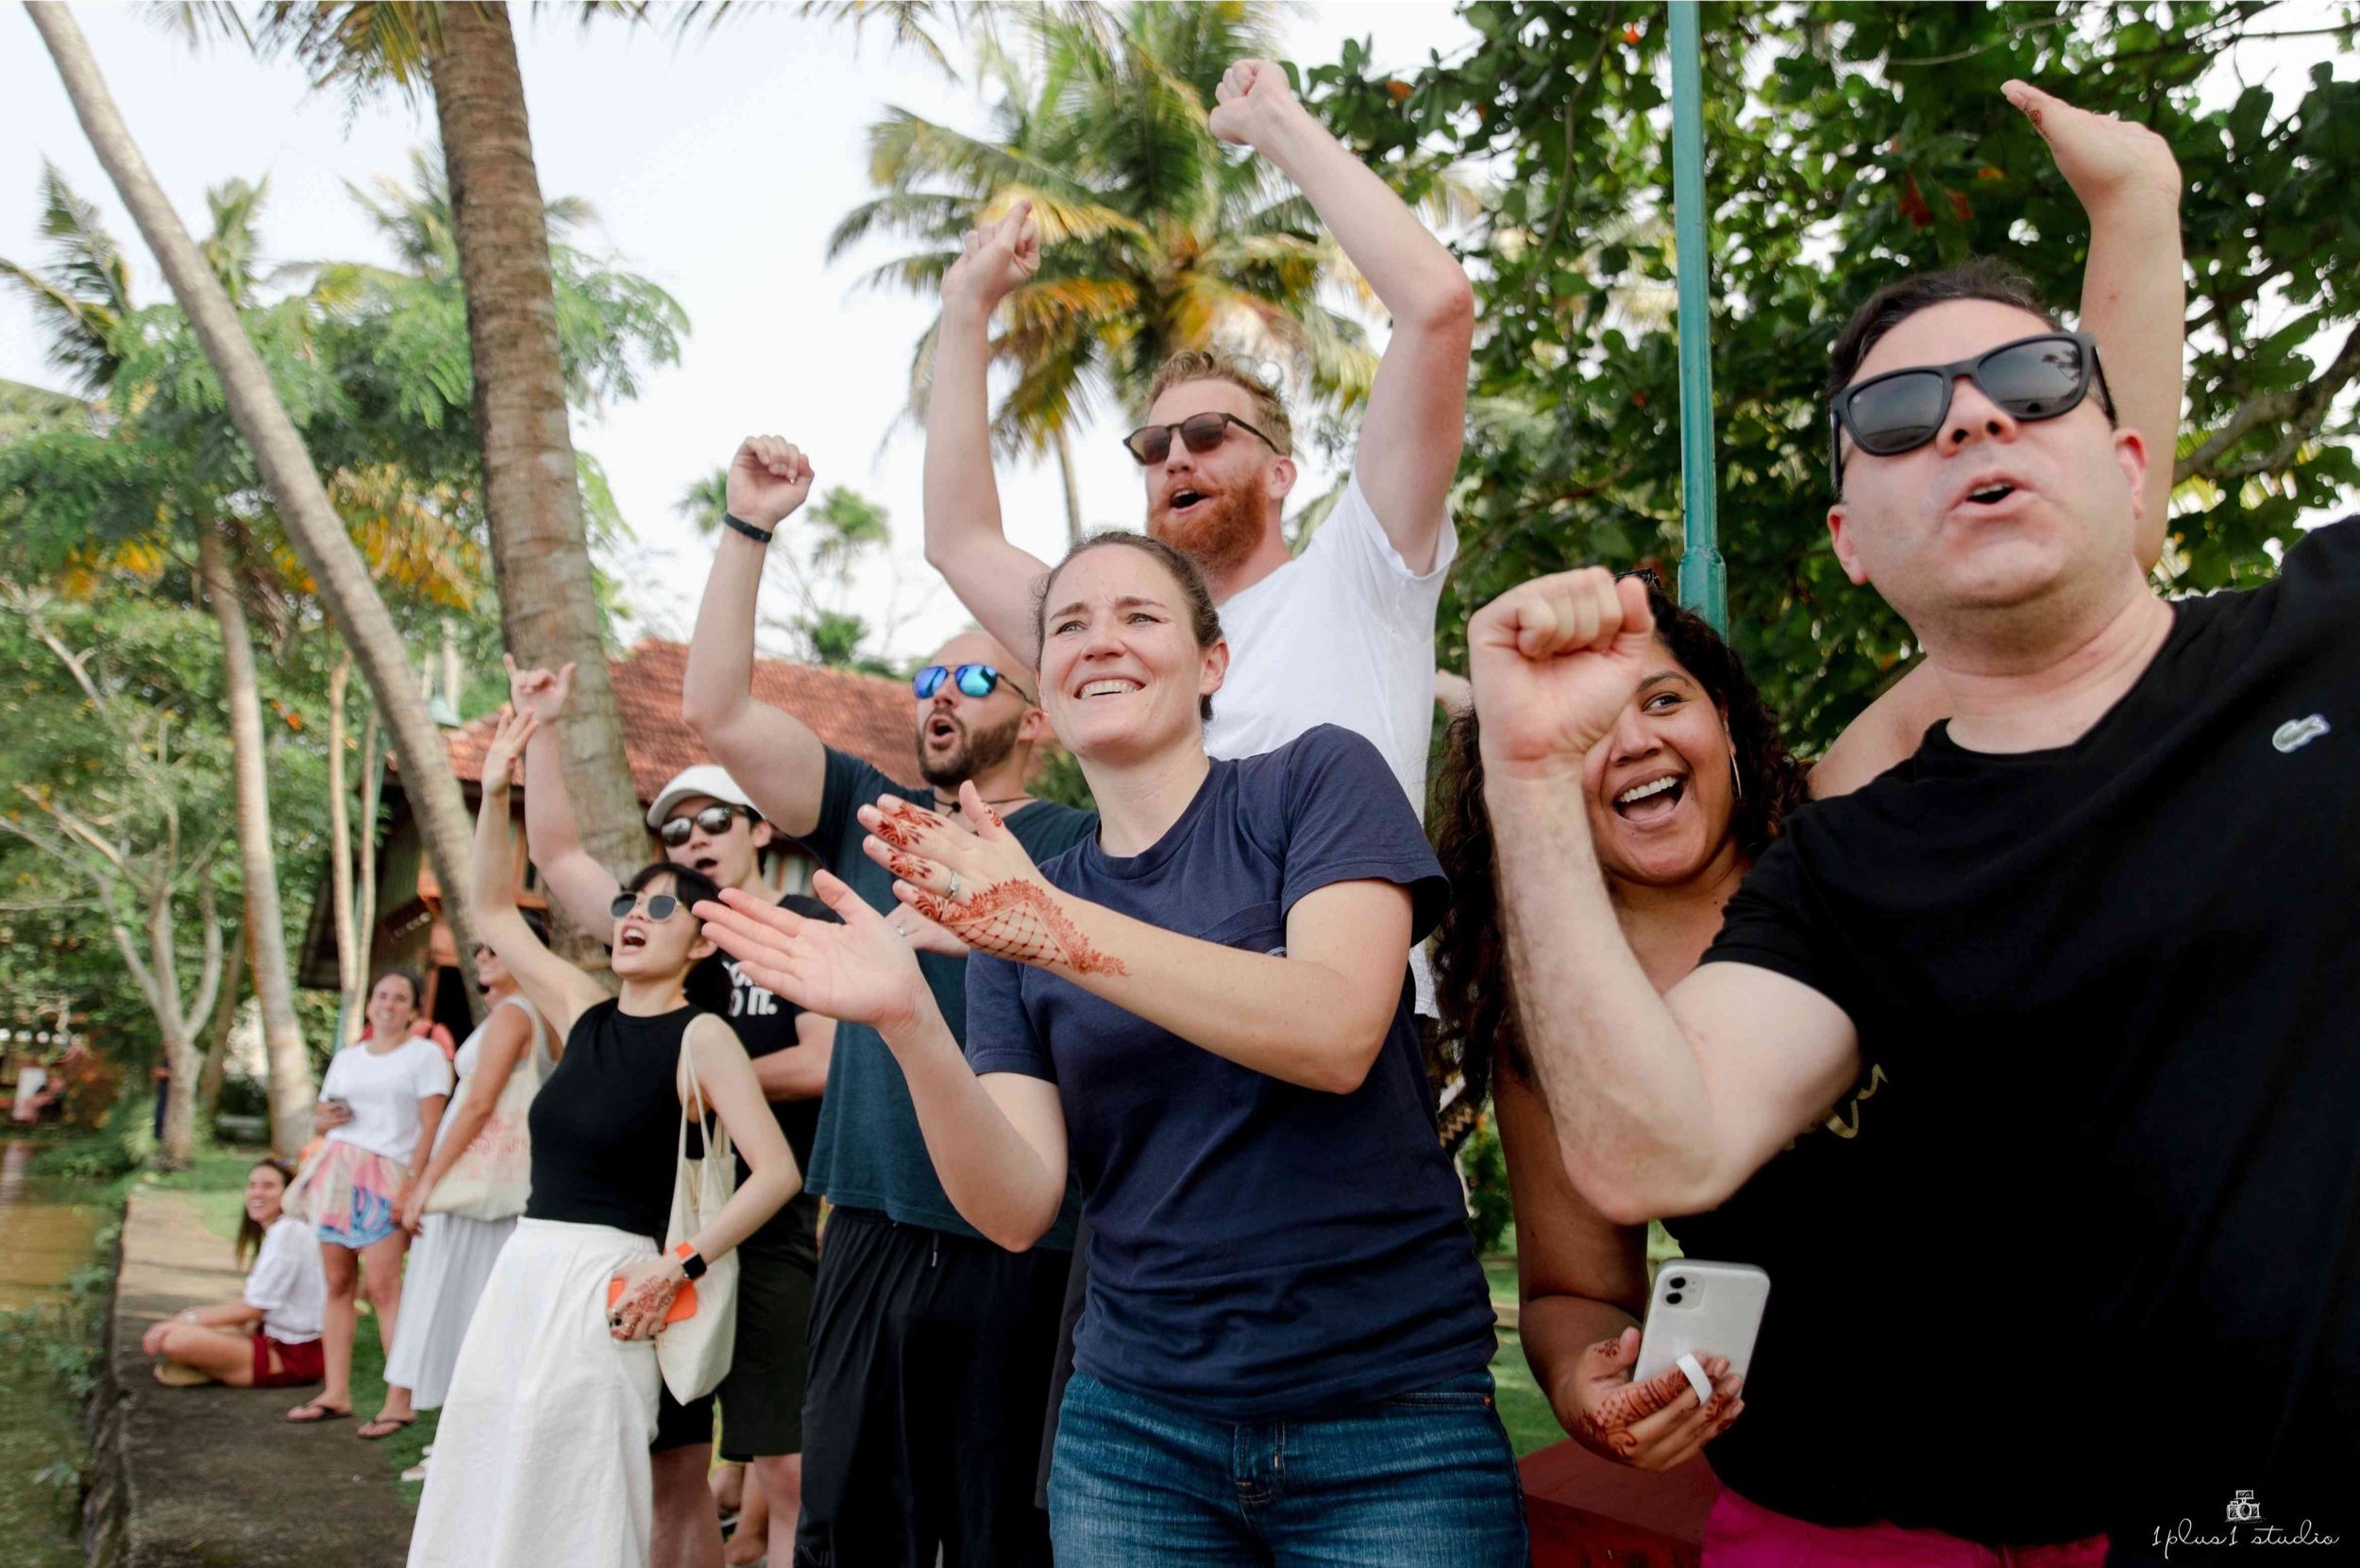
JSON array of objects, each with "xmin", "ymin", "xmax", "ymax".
[
  {"xmin": 657, "ymin": 804, "xmax": 755, "ymax": 847},
  {"xmin": 913, "ymin": 664, "xmax": 1035, "ymax": 704},
  {"xmin": 1829, "ymin": 331, "xmax": 2112, "ymax": 485},
  {"xmin": 609, "ymin": 891, "xmax": 684, "ymax": 921},
  {"xmin": 1121, "ymin": 411, "xmax": 1283, "ymax": 466}
]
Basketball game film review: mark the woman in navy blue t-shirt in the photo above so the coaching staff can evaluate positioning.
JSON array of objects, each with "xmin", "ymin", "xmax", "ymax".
[{"xmin": 700, "ymin": 533, "xmax": 1522, "ymax": 1565}]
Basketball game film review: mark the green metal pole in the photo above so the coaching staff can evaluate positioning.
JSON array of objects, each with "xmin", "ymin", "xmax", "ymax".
[{"xmin": 1668, "ymin": 1, "xmax": 1726, "ymax": 634}]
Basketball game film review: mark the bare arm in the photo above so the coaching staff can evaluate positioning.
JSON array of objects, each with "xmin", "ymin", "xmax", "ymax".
[
  {"xmin": 1470, "ymin": 571, "xmax": 1860, "ymax": 1222},
  {"xmin": 680, "ymin": 437, "xmax": 829, "ymax": 839},
  {"xmin": 475, "ymin": 709, "xmax": 610, "ymax": 1039},
  {"xmin": 410, "ymin": 1004, "xmax": 531, "ymax": 1195},
  {"xmin": 1213, "ymin": 59, "xmax": 1472, "ymax": 570},
  {"xmin": 750, "ymin": 1011, "xmax": 834, "ymax": 1103},
  {"xmin": 678, "ymin": 1015, "xmax": 802, "ymax": 1263},
  {"xmin": 925, "ymin": 207, "xmax": 1056, "ymax": 660},
  {"xmin": 506, "ymin": 657, "xmax": 624, "ymax": 931},
  {"xmin": 871, "ymin": 791, "xmax": 1413, "ymax": 1096}
]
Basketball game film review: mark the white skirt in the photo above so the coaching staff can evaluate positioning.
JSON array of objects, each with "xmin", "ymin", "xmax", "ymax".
[
  {"xmin": 385, "ymin": 1210, "xmax": 515, "ymax": 1410},
  {"xmin": 406, "ymin": 1219, "xmax": 661, "ymax": 1568}
]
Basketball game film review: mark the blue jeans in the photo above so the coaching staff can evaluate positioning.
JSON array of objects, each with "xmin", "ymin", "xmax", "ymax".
[{"xmin": 1048, "ymin": 1369, "xmax": 1528, "ymax": 1567}]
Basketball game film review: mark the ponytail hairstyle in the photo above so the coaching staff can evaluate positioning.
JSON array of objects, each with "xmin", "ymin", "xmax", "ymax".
[
  {"xmin": 237, "ymin": 1158, "xmax": 298, "ymax": 1269},
  {"xmin": 1428, "ymin": 584, "xmax": 1809, "ymax": 1112}
]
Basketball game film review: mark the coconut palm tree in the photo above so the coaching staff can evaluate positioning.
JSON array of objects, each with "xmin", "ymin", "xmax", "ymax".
[
  {"xmin": 829, "ymin": 2, "xmax": 1385, "ymax": 544},
  {"xmin": 0, "ymin": 161, "xmax": 329, "ymax": 1155}
]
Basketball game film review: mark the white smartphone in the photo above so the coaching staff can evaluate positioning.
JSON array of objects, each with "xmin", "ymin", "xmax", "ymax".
[{"xmin": 1632, "ymin": 1259, "xmax": 1770, "ymax": 1386}]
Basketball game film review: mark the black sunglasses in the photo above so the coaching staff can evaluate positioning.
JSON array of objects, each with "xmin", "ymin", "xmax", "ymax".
[
  {"xmin": 1122, "ymin": 411, "xmax": 1283, "ymax": 466},
  {"xmin": 658, "ymin": 804, "xmax": 754, "ymax": 847},
  {"xmin": 913, "ymin": 664, "xmax": 1034, "ymax": 704},
  {"xmin": 1829, "ymin": 331, "xmax": 2111, "ymax": 485},
  {"xmin": 610, "ymin": 891, "xmax": 683, "ymax": 921}
]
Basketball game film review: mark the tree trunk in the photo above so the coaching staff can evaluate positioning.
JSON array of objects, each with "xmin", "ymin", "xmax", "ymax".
[
  {"xmin": 195, "ymin": 913, "xmax": 246, "ymax": 1126},
  {"xmin": 148, "ymin": 879, "xmax": 220, "ymax": 1172},
  {"xmin": 348, "ymin": 705, "xmax": 383, "ymax": 1043},
  {"xmin": 195, "ymin": 521, "xmax": 316, "ymax": 1157},
  {"xmin": 327, "ymin": 653, "xmax": 360, "ymax": 1011},
  {"xmin": 428, "ymin": 5, "xmax": 649, "ymax": 892},
  {"xmin": 29, "ymin": 3, "xmax": 485, "ymax": 990},
  {"xmin": 1054, "ymin": 425, "xmax": 1087, "ymax": 547}
]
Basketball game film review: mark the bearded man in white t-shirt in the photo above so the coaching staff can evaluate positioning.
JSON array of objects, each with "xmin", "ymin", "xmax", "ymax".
[{"xmin": 923, "ymin": 58, "xmax": 1471, "ymax": 841}]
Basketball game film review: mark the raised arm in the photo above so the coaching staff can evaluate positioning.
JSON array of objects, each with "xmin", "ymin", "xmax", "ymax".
[
  {"xmin": 692, "ymin": 876, "xmax": 1070, "ymax": 1252},
  {"xmin": 1211, "ymin": 59, "xmax": 1473, "ymax": 570},
  {"xmin": 1814, "ymin": 87, "xmax": 2183, "ymax": 798},
  {"xmin": 1497, "ymin": 1066, "xmax": 1741, "ymax": 1470},
  {"xmin": 473, "ymin": 707, "xmax": 610, "ymax": 1039},
  {"xmin": 1469, "ymin": 570, "xmax": 1859, "ymax": 1222},
  {"xmin": 865, "ymin": 786, "xmax": 1413, "ymax": 1096},
  {"xmin": 750, "ymin": 1011, "xmax": 834, "ymax": 1104},
  {"xmin": 679, "ymin": 436, "xmax": 829, "ymax": 839},
  {"xmin": 924, "ymin": 205, "xmax": 1056, "ymax": 659},
  {"xmin": 505, "ymin": 656, "xmax": 624, "ymax": 930}
]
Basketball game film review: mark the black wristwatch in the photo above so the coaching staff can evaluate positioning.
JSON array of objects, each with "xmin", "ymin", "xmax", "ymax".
[
  {"xmin": 721, "ymin": 512, "xmax": 773, "ymax": 545},
  {"xmin": 679, "ymin": 1248, "xmax": 708, "ymax": 1282}
]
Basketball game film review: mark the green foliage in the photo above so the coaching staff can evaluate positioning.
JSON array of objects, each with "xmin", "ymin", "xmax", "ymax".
[
  {"xmin": 1313, "ymin": 2, "xmax": 2360, "ymax": 751},
  {"xmin": 1458, "ymin": 1107, "xmax": 1514, "ymax": 1253}
]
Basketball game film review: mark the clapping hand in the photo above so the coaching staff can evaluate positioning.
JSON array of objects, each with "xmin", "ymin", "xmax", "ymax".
[
  {"xmin": 726, "ymin": 436, "xmax": 816, "ymax": 533},
  {"xmin": 694, "ymin": 873, "xmax": 932, "ymax": 1036},
  {"xmin": 942, "ymin": 200, "xmax": 1040, "ymax": 314},
  {"xmin": 858, "ymin": 784, "xmax": 1115, "ymax": 975},
  {"xmin": 1467, "ymin": 569, "xmax": 1657, "ymax": 779}
]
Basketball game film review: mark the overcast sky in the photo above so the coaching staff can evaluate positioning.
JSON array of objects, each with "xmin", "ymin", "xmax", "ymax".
[{"xmin": 0, "ymin": 1, "xmax": 1475, "ymax": 666}]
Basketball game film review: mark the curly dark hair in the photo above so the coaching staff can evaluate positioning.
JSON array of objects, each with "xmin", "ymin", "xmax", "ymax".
[{"xmin": 1429, "ymin": 585, "xmax": 1810, "ymax": 1113}]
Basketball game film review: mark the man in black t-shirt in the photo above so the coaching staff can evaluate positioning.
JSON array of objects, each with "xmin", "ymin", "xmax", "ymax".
[
  {"xmin": 1471, "ymin": 262, "xmax": 2357, "ymax": 1558},
  {"xmin": 511, "ymin": 659, "xmax": 832, "ymax": 1568}
]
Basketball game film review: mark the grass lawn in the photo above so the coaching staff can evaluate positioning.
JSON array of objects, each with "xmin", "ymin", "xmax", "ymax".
[{"xmin": 1481, "ymin": 1251, "xmax": 1565, "ymax": 1459}]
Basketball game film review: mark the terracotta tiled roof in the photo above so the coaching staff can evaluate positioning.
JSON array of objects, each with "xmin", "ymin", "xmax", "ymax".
[{"xmin": 442, "ymin": 638, "xmax": 917, "ymax": 797}]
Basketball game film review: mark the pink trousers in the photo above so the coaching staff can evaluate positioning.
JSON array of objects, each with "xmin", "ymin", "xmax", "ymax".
[{"xmin": 1704, "ymin": 1488, "xmax": 2111, "ymax": 1568}]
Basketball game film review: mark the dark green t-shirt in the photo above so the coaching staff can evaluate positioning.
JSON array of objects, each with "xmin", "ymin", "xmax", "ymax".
[{"xmin": 797, "ymin": 748, "xmax": 1093, "ymax": 1245}]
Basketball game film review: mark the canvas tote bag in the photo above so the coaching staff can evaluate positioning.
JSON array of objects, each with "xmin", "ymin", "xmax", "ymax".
[
  {"xmin": 655, "ymin": 1040, "xmax": 739, "ymax": 1403},
  {"xmin": 425, "ymin": 998, "xmax": 544, "ymax": 1222}
]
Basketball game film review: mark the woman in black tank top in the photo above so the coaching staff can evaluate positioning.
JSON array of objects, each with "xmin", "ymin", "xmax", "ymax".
[{"xmin": 408, "ymin": 709, "xmax": 802, "ymax": 1568}]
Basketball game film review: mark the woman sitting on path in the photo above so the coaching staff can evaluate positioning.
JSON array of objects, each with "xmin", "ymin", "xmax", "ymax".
[
  {"xmin": 379, "ymin": 917, "xmax": 556, "ymax": 1442},
  {"xmin": 288, "ymin": 968, "xmax": 451, "ymax": 1429},
  {"xmin": 143, "ymin": 1157, "xmax": 327, "ymax": 1389},
  {"xmin": 699, "ymin": 534, "xmax": 1526, "ymax": 1566},
  {"xmin": 407, "ymin": 707, "xmax": 801, "ymax": 1568}
]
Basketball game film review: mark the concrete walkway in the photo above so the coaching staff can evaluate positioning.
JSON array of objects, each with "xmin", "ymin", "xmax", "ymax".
[{"xmin": 95, "ymin": 1188, "xmax": 413, "ymax": 1568}]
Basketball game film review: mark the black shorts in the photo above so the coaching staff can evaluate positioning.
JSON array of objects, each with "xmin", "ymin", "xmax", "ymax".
[
  {"xmin": 649, "ymin": 1233, "xmax": 818, "ymax": 1458},
  {"xmin": 716, "ymin": 1230, "xmax": 818, "ymax": 1462},
  {"xmin": 795, "ymin": 1207, "xmax": 1070, "ymax": 1568}
]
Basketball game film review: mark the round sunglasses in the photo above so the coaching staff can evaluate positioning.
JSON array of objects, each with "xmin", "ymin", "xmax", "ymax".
[
  {"xmin": 914, "ymin": 664, "xmax": 1035, "ymax": 704},
  {"xmin": 1829, "ymin": 331, "xmax": 2112, "ymax": 485},
  {"xmin": 1121, "ymin": 411, "xmax": 1283, "ymax": 466},
  {"xmin": 658, "ymin": 803, "xmax": 755, "ymax": 847},
  {"xmin": 609, "ymin": 891, "xmax": 685, "ymax": 921}
]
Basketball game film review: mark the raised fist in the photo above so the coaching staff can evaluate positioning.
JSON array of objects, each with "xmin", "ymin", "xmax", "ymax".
[
  {"xmin": 1209, "ymin": 58, "xmax": 1302, "ymax": 147},
  {"xmin": 942, "ymin": 200, "xmax": 1040, "ymax": 313},
  {"xmin": 726, "ymin": 436, "xmax": 816, "ymax": 532},
  {"xmin": 1467, "ymin": 569, "xmax": 1658, "ymax": 777}
]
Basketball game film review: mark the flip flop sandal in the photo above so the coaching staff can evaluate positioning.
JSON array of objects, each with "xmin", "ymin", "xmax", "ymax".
[
  {"xmin": 152, "ymin": 1362, "xmax": 211, "ymax": 1387},
  {"xmin": 359, "ymin": 1415, "xmax": 416, "ymax": 1441},
  {"xmin": 286, "ymin": 1400, "xmax": 350, "ymax": 1425}
]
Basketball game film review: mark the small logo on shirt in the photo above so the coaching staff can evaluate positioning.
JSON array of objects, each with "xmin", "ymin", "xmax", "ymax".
[{"xmin": 2272, "ymin": 715, "xmax": 2330, "ymax": 754}]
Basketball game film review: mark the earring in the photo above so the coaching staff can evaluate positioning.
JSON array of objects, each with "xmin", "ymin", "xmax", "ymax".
[{"xmin": 1729, "ymin": 750, "xmax": 1745, "ymax": 802}]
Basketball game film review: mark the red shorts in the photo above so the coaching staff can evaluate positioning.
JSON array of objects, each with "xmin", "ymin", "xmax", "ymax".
[{"xmin": 251, "ymin": 1333, "xmax": 325, "ymax": 1389}]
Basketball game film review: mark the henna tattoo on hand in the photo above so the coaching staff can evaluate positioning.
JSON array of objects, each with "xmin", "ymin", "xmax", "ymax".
[
  {"xmin": 612, "ymin": 1270, "xmax": 681, "ymax": 1338},
  {"xmin": 911, "ymin": 880, "xmax": 1127, "ymax": 976},
  {"xmin": 870, "ymin": 800, "xmax": 935, "ymax": 850},
  {"xmin": 1570, "ymin": 1347, "xmax": 1729, "ymax": 1463}
]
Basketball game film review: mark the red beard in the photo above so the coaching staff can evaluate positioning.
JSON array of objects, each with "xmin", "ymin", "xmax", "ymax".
[{"xmin": 1148, "ymin": 485, "xmax": 1266, "ymax": 582}]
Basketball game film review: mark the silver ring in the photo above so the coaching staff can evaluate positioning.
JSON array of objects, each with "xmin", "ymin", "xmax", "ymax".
[{"xmin": 946, "ymin": 871, "xmax": 963, "ymax": 901}]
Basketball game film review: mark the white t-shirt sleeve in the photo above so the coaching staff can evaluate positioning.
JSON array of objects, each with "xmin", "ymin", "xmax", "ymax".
[
  {"xmin": 409, "ymin": 1039, "xmax": 455, "ymax": 1101},
  {"xmin": 1302, "ymin": 467, "xmax": 1458, "ymax": 610}
]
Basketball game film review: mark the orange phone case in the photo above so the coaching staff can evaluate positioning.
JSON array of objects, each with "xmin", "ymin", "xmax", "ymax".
[{"xmin": 606, "ymin": 1244, "xmax": 700, "ymax": 1324}]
